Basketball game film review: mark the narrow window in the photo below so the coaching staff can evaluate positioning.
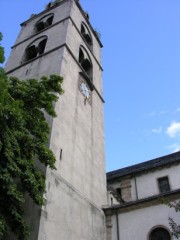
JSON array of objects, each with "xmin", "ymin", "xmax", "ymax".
[
  {"xmin": 116, "ymin": 188, "xmax": 122, "ymax": 197},
  {"xmin": 23, "ymin": 36, "xmax": 47, "ymax": 62},
  {"xmin": 25, "ymin": 45, "xmax": 37, "ymax": 61},
  {"xmin": 81, "ymin": 24, "xmax": 85, "ymax": 34},
  {"xmin": 158, "ymin": 177, "xmax": 170, "ymax": 193},
  {"xmin": 35, "ymin": 21, "xmax": 45, "ymax": 32},
  {"xmin": 38, "ymin": 39, "xmax": 47, "ymax": 55},
  {"xmin": 83, "ymin": 33, "xmax": 92, "ymax": 45},
  {"xmin": 81, "ymin": 59, "xmax": 91, "ymax": 73},
  {"xmin": 59, "ymin": 149, "xmax": 62, "ymax": 160},
  {"xmin": 35, "ymin": 14, "xmax": 54, "ymax": 33},
  {"xmin": 116, "ymin": 187, "xmax": 125, "ymax": 203},
  {"xmin": 46, "ymin": 16, "xmax": 53, "ymax": 26},
  {"xmin": 79, "ymin": 48, "xmax": 84, "ymax": 63},
  {"xmin": 78, "ymin": 47, "xmax": 92, "ymax": 78},
  {"xmin": 81, "ymin": 22, "xmax": 92, "ymax": 46}
]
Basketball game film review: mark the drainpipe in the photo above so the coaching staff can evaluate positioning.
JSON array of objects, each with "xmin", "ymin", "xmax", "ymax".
[
  {"xmin": 116, "ymin": 213, "xmax": 120, "ymax": 240},
  {"xmin": 134, "ymin": 174, "xmax": 138, "ymax": 200}
]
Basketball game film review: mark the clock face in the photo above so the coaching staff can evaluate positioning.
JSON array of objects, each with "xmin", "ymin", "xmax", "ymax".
[
  {"xmin": 81, "ymin": 82, "xmax": 90, "ymax": 99},
  {"xmin": 79, "ymin": 76, "xmax": 92, "ymax": 105}
]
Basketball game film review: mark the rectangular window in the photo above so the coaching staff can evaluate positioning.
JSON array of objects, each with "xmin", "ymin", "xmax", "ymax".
[
  {"xmin": 158, "ymin": 176, "xmax": 170, "ymax": 193},
  {"xmin": 116, "ymin": 188, "xmax": 122, "ymax": 197}
]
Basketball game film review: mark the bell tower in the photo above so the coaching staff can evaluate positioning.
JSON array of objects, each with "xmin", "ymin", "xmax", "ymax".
[{"xmin": 5, "ymin": 0, "xmax": 107, "ymax": 239}]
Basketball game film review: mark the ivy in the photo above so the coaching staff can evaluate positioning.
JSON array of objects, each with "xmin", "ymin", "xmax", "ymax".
[{"xmin": 0, "ymin": 33, "xmax": 64, "ymax": 239}]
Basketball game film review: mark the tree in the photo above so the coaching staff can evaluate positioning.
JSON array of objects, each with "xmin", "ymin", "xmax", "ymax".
[
  {"xmin": 0, "ymin": 33, "xmax": 5, "ymax": 64},
  {"xmin": 168, "ymin": 201, "xmax": 180, "ymax": 239},
  {"xmin": 0, "ymin": 34, "xmax": 64, "ymax": 239}
]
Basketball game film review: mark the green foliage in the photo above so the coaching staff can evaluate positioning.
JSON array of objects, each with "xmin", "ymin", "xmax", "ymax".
[
  {"xmin": 0, "ymin": 73, "xmax": 64, "ymax": 239},
  {"xmin": 0, "ymin": 33, "xmax": 5, "ymax": 64},
  {"xmin": 167, "ymin": 201, "xmax": 180, "ymax": 239},
  {"xmin": 0, "ymin": 33, "xmax": 64, "ymax": 239},
  {"xmin": 163, "ymin": 198, "xmax": 180, "ymax": 238}
]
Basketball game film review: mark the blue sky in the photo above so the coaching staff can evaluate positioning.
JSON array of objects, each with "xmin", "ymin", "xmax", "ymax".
[{"xmin": 1, "ymin": 0, "xmax": 180, "ymax": 171}]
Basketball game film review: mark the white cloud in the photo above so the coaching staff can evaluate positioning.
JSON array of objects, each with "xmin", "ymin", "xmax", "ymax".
[
  {"xmin": 174, "ymin": 147, "xmax": 180, "ymax": 152},
  {"xmin": 166, "ymin": 121, "xmax": 180, "ymax": 138},
  {"xmin": 159, "ymin": 110, "xmax": 168, "ymax": 115},
  {"xmin": 166, "ymin": 143, "xmax": 180, "ymax": 153},
  {"xmin": 143, "ymin": 127, "xmax": 162, "ymax": 136},
  {"xmin": 145, "ymin": 110, "xmax": 168, "ymax": 118},
  {"xmin": 151, "ymin": 127, "xmax": 162, "ymax": 134},
  {"xmin": 176, "ymin": 108, "xmax": 180, "ymax": 112},
  {"xmin": 148, "ymin": 111, "xmax": 156, "ymax": 117}
]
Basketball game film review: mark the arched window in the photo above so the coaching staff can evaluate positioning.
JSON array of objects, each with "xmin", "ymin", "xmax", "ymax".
[
  {"xmin": 35, "ymin": 14, "xmax": 54, "ymax": 32},
  {"xmin": 23, "ymin": 36, "xmax": 47, "ymax": 62},
  {"xmin": 149, "ymin": 227, "xmax": 171, "ymax": 240},
  {"xmin": 81, "ymin": 22, "xmax": 92, "ymax": 47},
  {"xmin": 79, "ymin": 46, "xmax": 92, "ymax": 79}
]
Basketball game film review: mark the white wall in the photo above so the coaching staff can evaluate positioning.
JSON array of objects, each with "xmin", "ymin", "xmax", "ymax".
[
  {"xmin": 134, "ymin": 164, "xmax": 180, "ymax": 200},
  {"xmin": 111, "ymin": 203, "xmax": 180, "ymax": 240},
  {"xmin": 109, "ymin": 163, "xmax": 180, "ymax": 203},
  {"xmin": 108, "ymin": 163, "xmax": 180, "ymax": 240}
]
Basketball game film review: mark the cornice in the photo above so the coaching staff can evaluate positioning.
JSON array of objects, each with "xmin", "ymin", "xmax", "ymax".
[
  {"xmin": 11, "ymin": 17, "xmax": 103, "ymax": 71},
  {"xmin": 103, "ymin": 189, "xmax": 180, "ymax": 215},
  {"xmin": 6, "ymin": 43, "xmax": 105, "ymax": 103}
]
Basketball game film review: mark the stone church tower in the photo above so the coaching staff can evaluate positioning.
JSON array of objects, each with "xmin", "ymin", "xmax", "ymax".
[{"xmin": 5, "ymin": 0, "xmax": 107, "ymax": 239}]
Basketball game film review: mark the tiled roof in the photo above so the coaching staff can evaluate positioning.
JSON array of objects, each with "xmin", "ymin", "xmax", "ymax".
[{"xmin": 107, "ymin": 151, "xmax": 180, "ymax": 181}]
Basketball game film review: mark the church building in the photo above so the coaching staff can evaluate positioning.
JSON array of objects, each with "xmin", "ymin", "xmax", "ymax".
[
  {"xmin": 105, "ymin": 152, "xmax": 180, "ymax": 240},
  {"xmin": 5, "ymin": 0, "xmax": 107, "ymax": 239},
  {"xmin": 4, "ymin": 0, "xmax": 180, "ymax": 240}
]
